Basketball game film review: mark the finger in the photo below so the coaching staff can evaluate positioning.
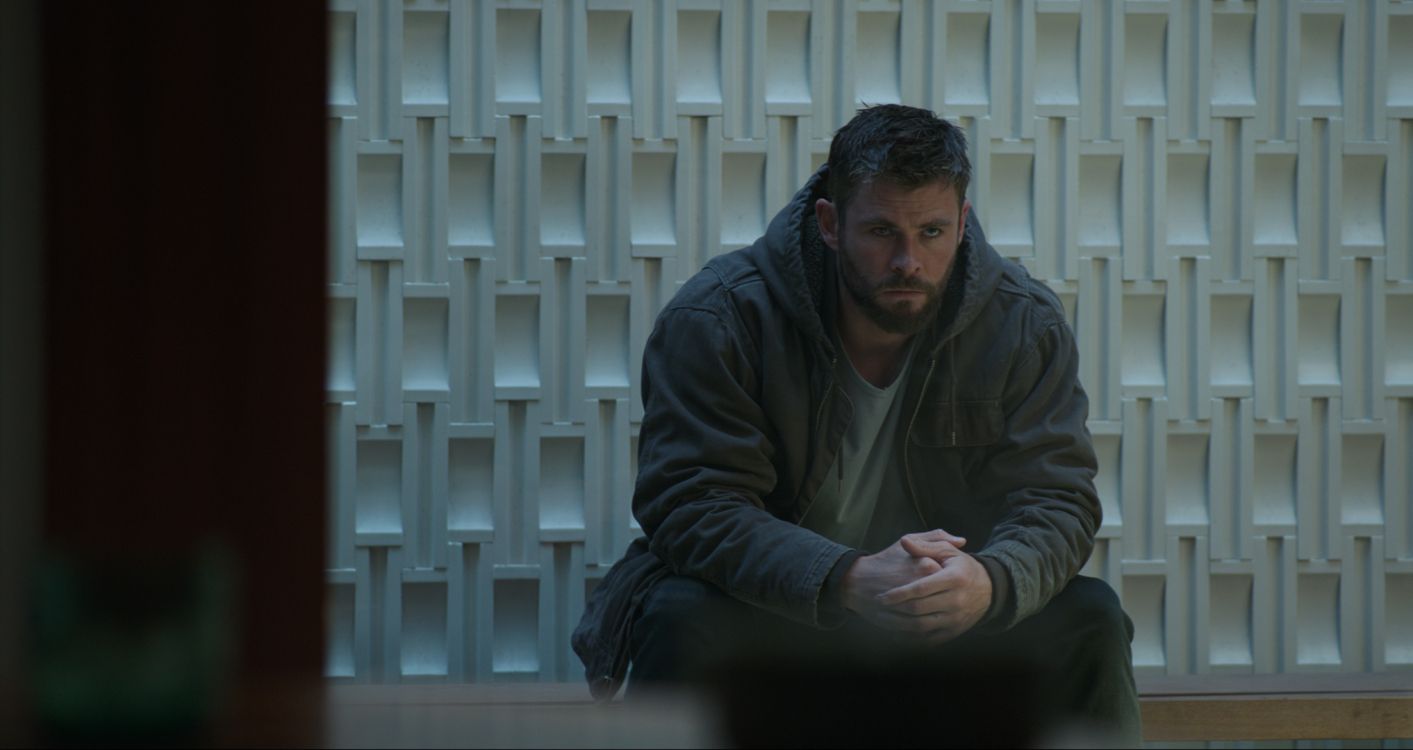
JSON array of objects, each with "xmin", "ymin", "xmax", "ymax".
[
  {"xmin": 900, "ymin": 536, "xmax": 965, "ymax": 560},
  {"xmin": 912, "ymin": 556, "xmax": 942, "ymax": 577},
  {"xmin": 906, "ymin": 529, "xmax": 966, "ymax": 547},
  {"xmin": 875, "ymin": 574, "xmax": 940, "ymax": 607},
  {"xmin": 904, "ymin": 539, "xmax": 960, "ymax": 556},
  {"xmin": 876, "ymin": 567, "xmax": 959, "ymax": 606}
]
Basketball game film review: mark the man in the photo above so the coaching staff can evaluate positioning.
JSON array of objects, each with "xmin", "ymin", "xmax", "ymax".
[{"xmin": 573, "ymin": 105, "xmax": 1140, "ymax": 744}]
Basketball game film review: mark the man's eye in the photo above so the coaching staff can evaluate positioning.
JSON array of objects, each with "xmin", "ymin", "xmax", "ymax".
[
  {"xmin": 870, "ymin": 227, "xmax": 892, "ymax": 237},
  {"xmin": 922, "ymin": 227, "xmax": 943, "ymax": 238}
]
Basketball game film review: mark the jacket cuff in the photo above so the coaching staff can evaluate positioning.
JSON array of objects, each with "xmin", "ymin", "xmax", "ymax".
[
  {"xmin": 974, "ymin": 555, "xmax": 1015, "ymax": 630},
  {"xmin": 817, "ymin": 549, "xmax": 863, "ymax": 628}
]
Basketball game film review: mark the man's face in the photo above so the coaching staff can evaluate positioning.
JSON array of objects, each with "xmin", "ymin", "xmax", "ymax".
[{"xmin": 816, "ymin": 179, "xmax": 970, "ymax": 336}]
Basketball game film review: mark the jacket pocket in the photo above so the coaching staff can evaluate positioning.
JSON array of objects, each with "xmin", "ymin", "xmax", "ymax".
[{"xmin": 910, "ymin": 399, "xmax": 1004, "ymax": 448}]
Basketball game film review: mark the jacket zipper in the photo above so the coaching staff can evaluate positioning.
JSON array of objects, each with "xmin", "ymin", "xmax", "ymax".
[
  {"xmin": 902, "ymin": 355, "xmax": 938, "ymax": 527},
  {"xmin": 949, "ymin": 338, "xmax": 958, "ymax": 447},
  {"xmin": 837, "ymin": 433, "xmax": 844, "ymax": 498},
  {"xmin": 814, "ymin": 356, "xmax": 837, "ymax": 437},
  {"xmin": 798, "ymin": 355, "xmax": 838, "ymax": 523}
]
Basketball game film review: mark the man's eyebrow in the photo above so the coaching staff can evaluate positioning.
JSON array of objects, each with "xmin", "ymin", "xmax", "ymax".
[{"xmin": 855, "ymin": 215, "xmax": 955, "ymax": 226}]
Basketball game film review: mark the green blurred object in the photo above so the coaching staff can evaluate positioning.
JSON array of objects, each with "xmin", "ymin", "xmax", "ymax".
[{"xmin": 31, "ymin": 544, "xmax": 237, "ymax": 744}]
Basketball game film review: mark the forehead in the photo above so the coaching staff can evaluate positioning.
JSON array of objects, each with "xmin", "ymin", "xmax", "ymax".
[{"xmin": 845, "ymin": 178, "xmax": 961, "ymax": 223}]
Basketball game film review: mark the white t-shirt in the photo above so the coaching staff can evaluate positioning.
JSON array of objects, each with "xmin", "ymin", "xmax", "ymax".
[{"xmin": 799, "ymin": 340, "xmax": 925, "ymax": 553}]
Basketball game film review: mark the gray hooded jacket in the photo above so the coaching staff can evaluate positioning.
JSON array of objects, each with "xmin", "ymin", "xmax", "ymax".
[{"xmin": 572, "ymin": 166, "xmax": 1100, "ymax": 700}]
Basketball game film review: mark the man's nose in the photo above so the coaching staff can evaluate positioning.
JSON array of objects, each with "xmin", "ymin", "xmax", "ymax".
[{"xmin": 890, "ymin": 238, "xmax": 924, "ymax": 276}]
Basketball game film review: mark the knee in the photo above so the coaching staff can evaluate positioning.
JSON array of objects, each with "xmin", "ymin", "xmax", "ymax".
[
  {"xmin": 628, "ymin": 575, "xmax": 748, "ymax": 690},
  {"xmin": 638, "ymin": 575, "xmax": 730, "ymax": 625},
  {"xmin": 633, "ymin": 575, "xmax": 746, "ymax": 650},
  {"xmin": 1058, "ymin": 576, "xmax": 1133, "ymax": 644}
]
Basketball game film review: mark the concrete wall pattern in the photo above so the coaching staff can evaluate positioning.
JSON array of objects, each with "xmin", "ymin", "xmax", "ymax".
[{"xmin": 324, "ymin": 0, "xmax": 1413, "ymax": 683}]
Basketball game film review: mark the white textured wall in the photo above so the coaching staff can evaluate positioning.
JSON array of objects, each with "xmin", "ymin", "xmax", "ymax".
[{"xmin": 325, "ymin": 0, "xmax": 1413, "ymax": 683}]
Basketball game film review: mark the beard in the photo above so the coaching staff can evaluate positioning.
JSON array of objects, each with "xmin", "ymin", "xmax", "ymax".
[{"xmin": 836, "ymin": 242, "xmax": 945, "ymax": 335}]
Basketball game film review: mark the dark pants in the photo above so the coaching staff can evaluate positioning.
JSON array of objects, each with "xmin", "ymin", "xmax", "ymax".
[{"xmin": 628, "ymin": 574, "xmax": 1142, "ymax": 748}]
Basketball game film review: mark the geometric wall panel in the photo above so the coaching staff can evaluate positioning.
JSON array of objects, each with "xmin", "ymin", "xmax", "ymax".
[{"xmin": 327, "ymin": 0, "xmax": 1413, "ymax": 685}]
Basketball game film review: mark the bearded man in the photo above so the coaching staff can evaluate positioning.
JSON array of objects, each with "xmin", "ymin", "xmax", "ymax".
[{"xmin": 573, "ymin": 104, "xmax": 1141, "ymax": 746}]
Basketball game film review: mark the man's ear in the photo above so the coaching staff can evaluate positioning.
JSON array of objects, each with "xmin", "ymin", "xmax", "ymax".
[
  {"xmin": 959, "ymin": 198, "xmax": 972, "ymax": 238},
  {"xmin": 815, "ymin": 197, "xmax": 840, "ymax": 250}
]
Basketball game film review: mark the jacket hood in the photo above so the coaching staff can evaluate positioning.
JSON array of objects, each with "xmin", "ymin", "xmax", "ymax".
[{"xmin": 749, "ymin": 164, "xmax": 1009, "ymax": 358}]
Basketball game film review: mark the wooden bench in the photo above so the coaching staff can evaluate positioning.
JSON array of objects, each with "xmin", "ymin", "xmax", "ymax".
[
  {"xmin": 302, "ymin": 675, "xmax": 1413, "ymax": 746},
  {"xmin": 315, "ymin": 682, "xmax": 716, "ymax": 748},
  {"xmin": 306, "ymin": 677, "xmax": 1413, "ymax": 745},
  {"xmin": 1136, "ymin": 672, "xmax": 1413, "ymax": 742}
]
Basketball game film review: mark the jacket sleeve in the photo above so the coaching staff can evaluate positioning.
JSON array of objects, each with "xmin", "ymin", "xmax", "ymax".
[
  {"xmin": 633, "ymin": 305, "xmax": 853, "ymax": 628},
  {"xmin": 970, "ymin": 314, "xmax": 1101, "ymax": 630}
]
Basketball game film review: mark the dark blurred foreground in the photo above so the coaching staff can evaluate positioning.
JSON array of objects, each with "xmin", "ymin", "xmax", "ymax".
[
  {"xmin": 708, "ymin": 637, "xmax": 1060, "ymax": 748},
  {"xmin": 2, "ymin": 1, "xmax": 326, "ymax": 745}
]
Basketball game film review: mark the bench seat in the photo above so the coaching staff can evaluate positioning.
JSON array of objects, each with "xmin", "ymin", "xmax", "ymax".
[
  {"xmin": 310, "ymin": 674, "xmax": 1413, "ymax": 746},
  {"xmin": 1136, "ymin": 673, "xmax": 1413, "ymax": 742}
]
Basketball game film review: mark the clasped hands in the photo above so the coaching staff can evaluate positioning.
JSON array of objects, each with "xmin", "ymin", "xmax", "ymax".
[{"xmin": 839, "ymin": 529, "xmax": 993, "ymax": 644}]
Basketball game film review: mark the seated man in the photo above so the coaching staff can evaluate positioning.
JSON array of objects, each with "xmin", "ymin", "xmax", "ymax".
[{"xmin": 574, "ymin": 104, "xmax": 1140, "ymax": 745}]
